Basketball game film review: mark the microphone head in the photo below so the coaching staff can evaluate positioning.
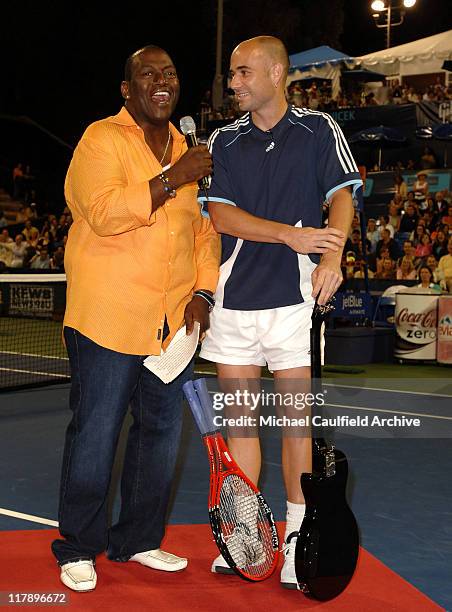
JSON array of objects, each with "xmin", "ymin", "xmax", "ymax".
[{"xmin": 180, "ymin": 115, "xmax": 196, "ymax": 136}]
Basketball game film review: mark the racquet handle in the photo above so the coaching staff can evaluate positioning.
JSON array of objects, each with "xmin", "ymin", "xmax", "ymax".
[
  {"xmin": 183, "ymin": 380, "xmax": 213, "ymax": 435},
  {"xmin": 193, "ymin": 378, "xmax": 217, "ymax": 431}
]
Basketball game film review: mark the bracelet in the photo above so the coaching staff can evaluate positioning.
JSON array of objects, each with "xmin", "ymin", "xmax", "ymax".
[
  {"xmin": 194, "ymin": 290, "xmax": 215, "ymax": 312},
  {"xmin": 158, "ymin": 172, "xmax": 177, "ymax": 199}
]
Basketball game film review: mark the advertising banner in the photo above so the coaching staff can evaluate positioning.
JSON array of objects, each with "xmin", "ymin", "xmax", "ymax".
[
  {"xmin": 437, "ymin": 296, "xmax": 452, "ymax": 365},
  {"xmin": 395, "ymin": 293, "xmax": 439, "ymax": 361}
]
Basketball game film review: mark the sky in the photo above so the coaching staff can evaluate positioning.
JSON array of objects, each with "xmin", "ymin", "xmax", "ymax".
[{"xmin": 0, "ymin": 0, "xmax": 451, "ymax": 149}]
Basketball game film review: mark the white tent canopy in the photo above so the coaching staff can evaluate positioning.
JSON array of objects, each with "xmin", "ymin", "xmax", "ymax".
[{"xmin": 356, "ymin": 30, "xmax": 452, "ymax": 77}]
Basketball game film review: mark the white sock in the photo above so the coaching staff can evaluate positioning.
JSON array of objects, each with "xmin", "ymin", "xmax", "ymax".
[{"xmin": 284, "ymin": 501, "xmax": 306, "ymax": 543}]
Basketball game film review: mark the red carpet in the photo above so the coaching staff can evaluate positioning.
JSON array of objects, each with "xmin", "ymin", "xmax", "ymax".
[{"xmin": 0, "ymin": 525, "xmax": 442, "ymax": 611}]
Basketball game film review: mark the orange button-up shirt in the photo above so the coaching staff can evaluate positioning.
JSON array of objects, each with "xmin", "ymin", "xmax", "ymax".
[{"xmin": 64, "ymin": 107, "xmax": 220, "ymax": 355}]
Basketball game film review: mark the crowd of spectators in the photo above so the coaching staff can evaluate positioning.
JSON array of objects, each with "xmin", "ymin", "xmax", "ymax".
[
  {"xmin": 0, "ymin": 169, "xmax": 70, "ymax": 272},
  {"xmin": 341, "ymin": 173, "xmax": 452, "ymax": 292},
  {"xmin": 201, "ymin": 78, "xmax": 451, "ymax": 125},
  {"xmin": 286, "ymin": 78, "xmax": 452, "ymax": 112}
]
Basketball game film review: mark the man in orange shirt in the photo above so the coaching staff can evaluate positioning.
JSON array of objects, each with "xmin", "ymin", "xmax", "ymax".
[{"xmin": 51, "ymin": 45, "xmax": 220, "ymax": 592}]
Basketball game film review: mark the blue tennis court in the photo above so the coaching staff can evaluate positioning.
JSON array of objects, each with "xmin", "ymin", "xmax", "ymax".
[{"xmin": 0, "ymin": 373, "xmax": 451, "ymax": 608}]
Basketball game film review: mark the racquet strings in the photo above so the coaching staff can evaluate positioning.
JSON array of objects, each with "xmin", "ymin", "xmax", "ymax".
[{"xmin": 218, "ymin": 474, "xmax": 275, "ymax": 577}]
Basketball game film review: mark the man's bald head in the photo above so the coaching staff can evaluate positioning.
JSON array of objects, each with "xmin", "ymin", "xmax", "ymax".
[{"xmin": 233, "ymin": 36, "xmax": 289, "ymax": 82}]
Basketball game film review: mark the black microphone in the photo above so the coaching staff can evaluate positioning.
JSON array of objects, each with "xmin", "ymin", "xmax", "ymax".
[{"xmin": 179, "ymin": 116, "xmax": 210, "ymax": 199}]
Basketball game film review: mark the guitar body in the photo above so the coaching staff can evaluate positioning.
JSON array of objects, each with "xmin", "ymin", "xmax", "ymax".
[
  {"xmin": 295, "ymin": 299, "xmax": 359, "ymax": 600},
  {"xmin": 295, "ymin": 448, "xmax": 359, "ymax": 600}
]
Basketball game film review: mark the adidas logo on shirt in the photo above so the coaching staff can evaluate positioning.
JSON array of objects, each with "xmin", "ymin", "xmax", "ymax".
[{"xmin": 265, "ymin": 142, "xmax": 275, "ymax": 152}]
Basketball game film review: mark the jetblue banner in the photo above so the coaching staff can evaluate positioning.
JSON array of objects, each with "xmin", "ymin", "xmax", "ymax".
[{"xmin": 333, "ymin": 292, "xmax": 373, "ymax": 319}]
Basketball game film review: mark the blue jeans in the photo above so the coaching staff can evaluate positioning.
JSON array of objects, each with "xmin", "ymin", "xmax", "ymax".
[{"xmin": 51, "ymin": 327, "xmax": 193, "ymax": 565}]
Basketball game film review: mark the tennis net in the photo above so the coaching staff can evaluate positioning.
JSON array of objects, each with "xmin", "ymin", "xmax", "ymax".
[{"xmin": 0, "ymin": 274, "xmax": 70, "ymax": 391}]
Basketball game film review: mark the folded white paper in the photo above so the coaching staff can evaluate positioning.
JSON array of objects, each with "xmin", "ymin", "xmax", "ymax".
[{"xmin": 143, "ymin": 322, "xmax": 200, "ymax": 384}]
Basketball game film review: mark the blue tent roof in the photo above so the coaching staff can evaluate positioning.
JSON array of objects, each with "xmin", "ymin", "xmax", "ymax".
[{"xmin": 289, "ymin": 46, "xmax": 353, "ymax": 72}]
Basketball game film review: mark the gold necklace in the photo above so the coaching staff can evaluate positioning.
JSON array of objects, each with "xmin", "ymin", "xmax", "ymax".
[{"xmin": 159, "ymin": 130, "xmax": 171, "ymax": 165}]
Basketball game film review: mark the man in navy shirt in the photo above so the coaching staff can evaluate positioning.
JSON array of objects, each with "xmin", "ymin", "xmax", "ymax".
[{"xmin": 200, "ymin": 36, "xmax": 362, "ymax": 588}]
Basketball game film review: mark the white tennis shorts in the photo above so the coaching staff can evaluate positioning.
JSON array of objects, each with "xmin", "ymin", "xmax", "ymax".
[{"xmin": 200, "ymin": 300, "xmax": 316, "ymax": 371}]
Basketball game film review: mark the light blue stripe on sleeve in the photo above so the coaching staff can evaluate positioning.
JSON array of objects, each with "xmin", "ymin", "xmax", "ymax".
[
  {"xmin": 197, "ymin": 196, "xmax": 236, "ymax": 206},
  {"xmin": 326, "ymin": 179, "xmax": 363, "ymax": 202}
]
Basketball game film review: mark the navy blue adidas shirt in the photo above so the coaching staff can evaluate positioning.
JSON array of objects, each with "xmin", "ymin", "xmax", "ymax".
[{"xmin": 200, "ymin": 105, "xmax": 362, "ymax": 311}]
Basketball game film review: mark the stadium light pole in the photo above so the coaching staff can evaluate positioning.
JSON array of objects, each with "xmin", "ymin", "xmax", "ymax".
[
  {"xmin": 370, "ymin": 0, "xmax": 417, "ymax": 49},
  {"xmin": 212, "ymin": 0, "xmax": 224, "ymax": 111}
]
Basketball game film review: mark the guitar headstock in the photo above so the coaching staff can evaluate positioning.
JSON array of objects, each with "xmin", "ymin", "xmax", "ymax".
[{"xmin": 311, "ymin": 298, "xmax": 335, "ymax": 326}]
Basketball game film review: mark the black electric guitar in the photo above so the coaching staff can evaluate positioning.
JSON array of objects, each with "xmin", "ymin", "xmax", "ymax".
[{"xmin": 295, "ymin": 300, "xmax": 359, "ymax": 601}]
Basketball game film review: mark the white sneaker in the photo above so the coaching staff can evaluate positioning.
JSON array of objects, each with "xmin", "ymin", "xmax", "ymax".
[
  {"xmin": 211, "ymin": 553, "xmax": 234, "ymax": 574},
  {"xmin": 129, "ymin": 549, "xmax": 187, "ymax": 572},
  {"xmin": 280, "ymin": 532, "xmax": 298, "ymax": 589},
  {"xmin": 60, "ymin": 560, "xmax": 97, "ymax": 592}
]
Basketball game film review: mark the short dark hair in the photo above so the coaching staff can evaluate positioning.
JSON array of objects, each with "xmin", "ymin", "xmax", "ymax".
[{"xmin": 124, "ymin": 44, "xmax": 164, "ymax": 80}]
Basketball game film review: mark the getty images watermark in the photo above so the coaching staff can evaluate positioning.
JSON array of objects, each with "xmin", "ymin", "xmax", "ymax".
[
  {"xmin": 211, "ymin": 390, "xmax": 420, "ymax": 429},
  {"xmin": 207, "ymin": 380, "xmax": 452, "ymax": 438}
]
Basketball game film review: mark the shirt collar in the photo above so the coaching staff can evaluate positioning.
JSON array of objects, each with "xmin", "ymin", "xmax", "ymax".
[
  {"xmin": 250, "ymin": 104, "xmax": 292, "ymax": 139},
  {"xmin": 107, "ymin": 107, "xmax": 185, "ymax": 144}
]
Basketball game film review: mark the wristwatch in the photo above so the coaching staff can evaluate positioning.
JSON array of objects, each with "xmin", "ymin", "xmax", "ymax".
[{"xmin": 194, "ymin": 290, "xmax": 215, "ymax": 312}]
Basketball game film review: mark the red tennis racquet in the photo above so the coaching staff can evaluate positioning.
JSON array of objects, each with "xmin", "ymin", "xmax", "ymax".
[{"xmin": 183, "ymin": 378, "xmax": 279, "ymax": 581}]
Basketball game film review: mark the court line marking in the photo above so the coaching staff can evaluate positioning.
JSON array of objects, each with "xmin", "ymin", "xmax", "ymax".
[
  {"xmin": 325, "ymin": 402, "xmax": 452, "ymax": 421},
  {"xmin": 323, "ymin": 383, "xmax": 452, "ymax": 399},
  {"xmin": 0, "ymin": 507, "xmax": 58, "ymax": 527},
  {"xmin": 0, "ymin": 367, "xmax": 69, "ymax": 378},
  {"xmin": 194, "ymin": 369, "xmax": 452, "ymax": 398},
  {"xmin": 0, "ymin": 350, "xmax": 69, "ymax": 361}
]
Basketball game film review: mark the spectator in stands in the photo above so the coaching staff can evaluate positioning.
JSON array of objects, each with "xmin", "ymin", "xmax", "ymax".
[
  {"xmin": 397, "ymin": 240, "xmax": 414, "ymax": 266},
  {"xmin": 30, "ymin": 246, "xmax": 51, "ymax": 269},
  {"xmin": 434, "ymin": 191, "xmax": 449, "ymax": 215},
  {"xmin": 366, "ymin": 218, "xmax": 380, "ymax": 253},
  {"xmin": 56, "ymin": 214, "xmax": 71, "ymax": 243},
  {"xmin": 399, "ymin": 204, "xmax": 419, "ymax": 233},
  {"xmin": 12, "ymin": 163, "xmax": 25, "ymax": 200},
  {"xmin": 441, "ymin": 205, "xmax": 452, "ymax": 227},
  {"xmin": 406, "ymin": 159, "xmax": 416, "ymax": 171},
  {"xmin": 15, "ymin": 205, "xmax": 28, "ymax": 224},
  {"xmin": 433, "ymin": 230, "xmax": 449, "ymax": 259},
  {"xmin": 375, "ymin": 257, "xmax": 395, "ymax": 279},
  {"xmin": 378, "ymin": 214, "xmax": 395, "ymax": 238},
  {"xmin": 424, "ymin": 197, "xmax": 440, "ymax": 229},
  {"xmin": 22, "ymin": 220, "xmax": 39, "ymax": 248},
  {"xmin": 427, "ymin": 254, "xmax": 441, "ymax": 284},
  {"xmin": 9, "ymin": 234, "xmax": 28, "ymax": 268},
  {"xmin": 402, "ymin": 191, "xmax": 417, "ymax": 212},
  {"xmin": 50, "ymin": 246, "xmax": 65, "ymax": 271},
  {"xmin": 417, "ymin": 265, "xmax": 441, "ymax": 291},
  {"xmin": 411, "ymin": 223, "xmax": 429, "ymax": 246},
  {"xmin": 49, "ymin": 217, "xmax": 59, "ymax": 241},
  {"xmin": 394, "ymin": 174, "xmax": 407, "ymax": 200},
  {"xmin": 415, "ymin": 233, "xmax": 433, "ymax": 259},
  {"xmin": 22, "ymin": 245, "xmax": 36, "ymax": 268},
  {"xmin": 0, "ymin": 211, "xmax": 8, "ymax": 229},
  {"xmin": 343, "ymin": 251, "xmax": 357, "ymax": 280},
  {"xmin": 437, "ymin": 239, "xmax": 452, "ymax": 292},
  {"xmin": 420, "ymin": 147, "xmax": 437, "ymax": 170},
  {"xmin": 390, "ymin": 80, "xmax": 403, "ymax": 104},
  {"xmin": 0, "ymin": 229, "xmax": 13, "ymax": 244},
  {"xmin": 413, "ymin": 172, "xmax": 429, "ymax": 203},
  {"xmin": 376, "ymin": 228, "xmax": 399, "ymax": 260},
  {"xmin": 388, "ymin": 202, "xmax": 401, "ymax": 233},
  {"xmin": 396, "ymin": 256, "xmax": 417, "ymax": 280},
  {"xmin": 24, "ymin": 202, "xmax": 38, "ymax": 221}
]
